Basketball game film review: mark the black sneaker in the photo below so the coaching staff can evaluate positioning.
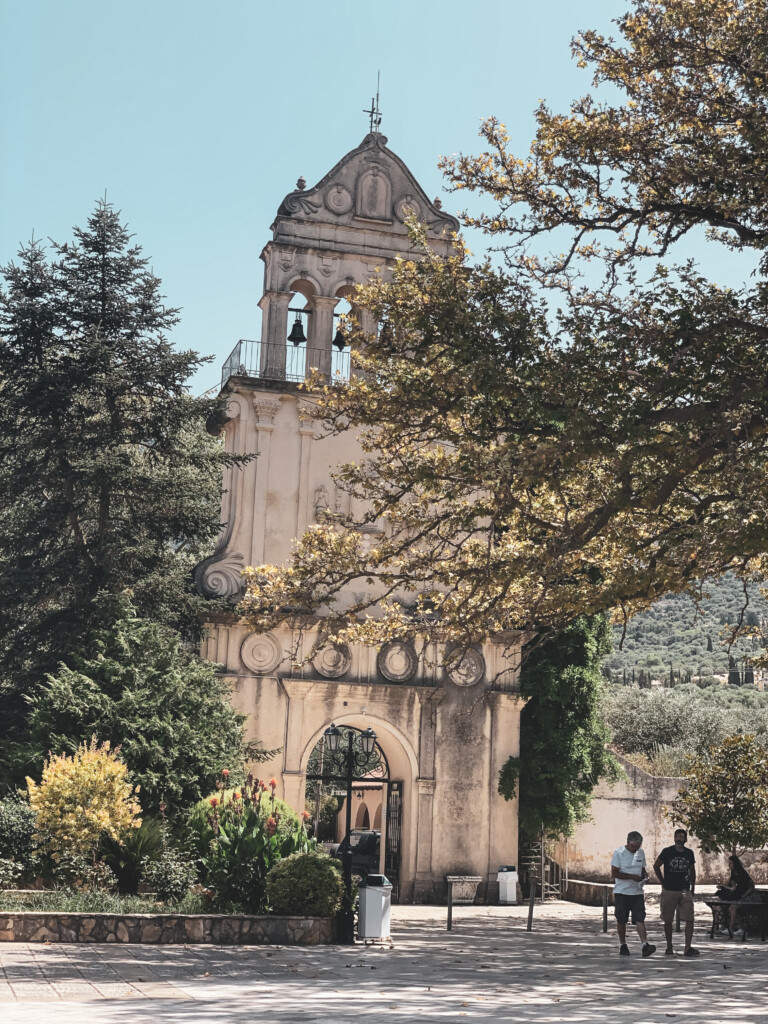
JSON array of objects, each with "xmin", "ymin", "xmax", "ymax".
[
  {"xmin": 619, "ymin": 944, "xmax": 630, "ymax": 956},
  {"xmin": 642, "ymin": 943, "xmax": 656, "ymax": 957},
  {"xmin": 665, "ymin": 947, "xmax": 674, "ymax": 956},
  {"xmin": 683, "ymin": 947, "xmax": 700, "ymax": 957}
]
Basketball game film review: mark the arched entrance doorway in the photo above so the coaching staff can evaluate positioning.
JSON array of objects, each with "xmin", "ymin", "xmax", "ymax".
[{"xmin": 304, "ymin": 725, "xmax": 404, "ymax": 901}]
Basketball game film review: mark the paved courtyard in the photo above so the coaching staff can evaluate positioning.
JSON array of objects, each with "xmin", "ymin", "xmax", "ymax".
[{"xmin": 0, "ymin": 900, "xmax": 766, "ymax": 1023}]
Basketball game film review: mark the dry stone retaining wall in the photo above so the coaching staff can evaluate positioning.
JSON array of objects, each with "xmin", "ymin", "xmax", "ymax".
[{"xmin": 0, "ymin": 912, "xmax": 336, "ymax": 945}]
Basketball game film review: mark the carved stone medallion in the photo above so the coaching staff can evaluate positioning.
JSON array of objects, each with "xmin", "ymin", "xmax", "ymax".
[
  {"xmin": 378, "ymin": 641, "xmax": 418, "ymax": 683},
  {"xmin": 395, "ymin": 193, "xmax": 421, "ymax": 223},
  {"xmin": 313, "ymin": 643, "xmax": 351, "ymax": 679},
  {"xmin": 446, "ymin": 648, "xmax": 485, "ymax": 687},
  {"xmin": 241, "ymin": 633, "xmax": 282, "ymax": 675},
  {"xmin": 325, "ymin": 184, "xmax": 352, "ymax": 215}
]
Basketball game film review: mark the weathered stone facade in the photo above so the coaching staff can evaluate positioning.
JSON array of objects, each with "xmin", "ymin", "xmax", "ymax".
[
  {"xmin": 198, "ymin": 131, "xmax": 526, "ymax": 903},
  {"xmin": 0, "ymin": 912, "xmax": 335, "ymax": 945}
]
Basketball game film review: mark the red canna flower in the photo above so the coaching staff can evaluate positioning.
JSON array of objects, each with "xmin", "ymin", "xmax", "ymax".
[
  {"xmin": 222, "ymin": 769, "xmax": 230, "ymax": 778},
  {"xmin": 259, "ymin": 781, "xmax": 268, "ymax": 791},
  {"xmin": 233, "ymin": 791, "xmax": 241, "ymax": 801},
  {"xmin": 266, "ymin": 816, "xmax": 277, "ymax": 836},
  {"xmin": 209, "ymin": 797, "xmax": 219, "ymax": 807},
  {"xmin": 269, "ymin": 778, "xmax": 277, "ymax": 789},
  {"xmin": 301, "ymin": 811, "xmax": 310, "ymax": 821}
]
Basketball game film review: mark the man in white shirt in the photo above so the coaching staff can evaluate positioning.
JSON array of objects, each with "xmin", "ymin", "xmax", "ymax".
[{"xmin": 611, "ymin": 830, "xmax": 656, "ymax": 957}]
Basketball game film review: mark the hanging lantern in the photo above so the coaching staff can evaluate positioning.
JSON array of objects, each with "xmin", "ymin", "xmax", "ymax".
[
  {"xmin": 333, "ymin": 327, "xmax": 347, "ymax": 350},
  {"xmin": 287, "ymin": 314, "xmax": 306, "ymax": 345}
]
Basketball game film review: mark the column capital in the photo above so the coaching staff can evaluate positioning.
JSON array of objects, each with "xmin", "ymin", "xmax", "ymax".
[
  {"xmin": 253, "ymin": 396, "xmax": 282, "ymax": 426},
  {"xmin": 258, "ymin": 289, "xmax": 293, "ymax": 312}
]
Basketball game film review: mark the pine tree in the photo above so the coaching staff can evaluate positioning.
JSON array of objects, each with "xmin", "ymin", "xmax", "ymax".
[{"xmin": 0, "ymin": 200, "xmax": 247, "ymax": 787}]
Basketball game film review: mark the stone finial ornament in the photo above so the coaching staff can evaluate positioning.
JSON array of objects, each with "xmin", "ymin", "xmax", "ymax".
[{"xmin": 296, "ymin": 176, "xmax": 306, "ymax": 191}]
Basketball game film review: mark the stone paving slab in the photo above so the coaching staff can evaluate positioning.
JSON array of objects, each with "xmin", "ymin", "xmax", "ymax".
[{"xmin": 0, "ymin": 901, "xmax": 766, "ymax": 1023}]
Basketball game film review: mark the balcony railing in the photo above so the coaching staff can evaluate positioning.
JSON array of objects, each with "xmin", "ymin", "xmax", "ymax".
[{"xmin": 222, "ymin": 340, "xmax": 351, "ymax": 389}]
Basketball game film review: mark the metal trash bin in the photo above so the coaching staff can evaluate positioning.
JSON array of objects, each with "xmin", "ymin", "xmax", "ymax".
[
  {"xmin": 498, "ymin": 865, "xmax": 519, "ymax": 905},
  {"xmin": 357, "ymin": 873, "xmax": 392, "ymax": 940}
]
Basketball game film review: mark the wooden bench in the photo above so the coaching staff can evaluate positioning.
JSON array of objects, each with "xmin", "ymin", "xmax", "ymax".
[{"xmin": 704, "ymin": 890, "xmax": 768, "ymax": 942}]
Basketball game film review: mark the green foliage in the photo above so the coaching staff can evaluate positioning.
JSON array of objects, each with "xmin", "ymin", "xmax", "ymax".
[
  {"xmin": 100, "ymin": 817, "xmax": 165, "ymax": 894},
  {"xmin": 26, "ymin": 738, "xmax": 141, "ymax": 862},
  {"xmin": 0, "ymin": 796, "xmax": 37, "ymax": 863},
  {"xmin": 499, "ymin": 615, "xmax": 621, "ymax": 843},
  {"xmin": 605, "ymin": 575, "xmax": 768, "ymax": 683},
  {"xmin": 605, "ymin": 684, "xmax": 768, "ymax": 773},
  {"xmin": 241, "ymin": 1, "xmax": 768, "ymax": 656},
  {"xmin": 0, "ymin": 889, "xmax": 210, "ymax": 914},
  {"xmin": 141, "ymin": 839, "xmax": 197, "ymax": 904},
  {"xmin": 197, "ymin": 778, "xmax": 314, "ymax": 913},
  {"xmin": 25, "ymin": 606, "xmax": 253, "ymax": 816},
  {"xmin": 0, "ymin": 859, "xmax": 23, "ymax": 889},
  {"xmin": 50, "ymin": 854, "xmax": 118, "ymax": 893},
  {"xmin": 187, "ymin": 786, "xmax": 302, "ymax": 855},
  {"xmin": 266, "ymin": 851, "xmax": 344, "ymax": 917},
  {"xmin": 672, "ymin": 735, "xmax": 768, "ymax": 854},
  {"xmin": 0, "ymin": 199, "xmax": 248, "ymax": 788}
]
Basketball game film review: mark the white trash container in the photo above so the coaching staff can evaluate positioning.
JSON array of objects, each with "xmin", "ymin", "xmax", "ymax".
[
  {"xmin": 357, "ymin": 874, "xmax": 392, "ymax": 940},
  {"xmin": 498, "ymin": 865, "xmax": 519, "ymax": 905}
]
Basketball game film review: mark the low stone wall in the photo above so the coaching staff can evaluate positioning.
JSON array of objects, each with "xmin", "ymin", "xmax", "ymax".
[
  {"xmin": 563, "ymin": 879, "xmax": 614, "ymax": 907},
  {"xmin": 0, "ymin": 912, "xmax": 336, "ymax": 945}
]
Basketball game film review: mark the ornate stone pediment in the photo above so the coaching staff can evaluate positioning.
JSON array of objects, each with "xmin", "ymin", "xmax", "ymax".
[{"xmin": 273, "ymin": 133, "xmax": 458, "ymax": 257}]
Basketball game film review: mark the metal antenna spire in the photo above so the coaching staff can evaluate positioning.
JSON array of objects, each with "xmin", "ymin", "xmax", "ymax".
[{"xmin": 363, "ymin": 72, "xmax": 382, "ymax": 133}]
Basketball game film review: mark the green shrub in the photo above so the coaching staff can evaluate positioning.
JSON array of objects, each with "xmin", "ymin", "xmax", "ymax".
[
  {"xmin": 0, "ymin": 796, "xmax": 37, "ymax": 863},
  {"xmin": 101, "ymin": 817, "xmax": 166, "ymax": 893},
  {"xmin": 141, "ymin": 846, "xmax": 197, "ymax": 903},
  {"xmin": 266, "ymin": 852, "xmax": 344, "ymax": 917},
  {"xmin": 187, "ymin": 786, "xmax": 301, "ymax": 855},
  {"xmin": 194, "ymin": 776, "xmax": 313, "ymax": 913},
  {"xmin": 0, "ymin": 858, "xmax": 22, "ymax": 889}
]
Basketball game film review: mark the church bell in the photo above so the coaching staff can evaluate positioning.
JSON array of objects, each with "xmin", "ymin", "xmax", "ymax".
[{"xmin": 287, "ymin": 314, "xmax": 306, "ymax": 345}]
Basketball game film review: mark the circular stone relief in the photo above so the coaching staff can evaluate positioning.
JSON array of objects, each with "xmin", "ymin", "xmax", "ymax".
[
  {"xmin": 395, "ymin": 193, "xmax": 422, "ymax": 222},
  {"xmin": 241, "ymin": 633, "xmax": 282, "ymax": 675},
  {"xmin": 446, "ymin": 648, "xmax": 485, "ymax": 687},
  {"xmin": 325, "ymin": 184, "xmax": 353, "ymax": 215},
  {"xmin": 378, "ymin": 641, "xmax": 418, "ymax": 683},
  {"xmin": 312, "ymin": 643, "xmax": 351, "ymax": 679}
]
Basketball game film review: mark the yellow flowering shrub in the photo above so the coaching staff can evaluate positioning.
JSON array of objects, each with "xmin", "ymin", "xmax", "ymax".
[{"xmin": 26, "ymin": 738, "xmax": 141, "ymax": 859}]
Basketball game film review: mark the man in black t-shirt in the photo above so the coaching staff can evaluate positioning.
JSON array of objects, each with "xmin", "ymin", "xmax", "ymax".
[{"xmin": 653, "ymin": 828, "xmax": 699, "ymax": 957}]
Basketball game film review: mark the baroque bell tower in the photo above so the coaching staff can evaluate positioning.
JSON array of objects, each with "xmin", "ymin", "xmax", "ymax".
[{"xmin": 196, "ymin": 129, "xmax": 525, "ymax": 903}]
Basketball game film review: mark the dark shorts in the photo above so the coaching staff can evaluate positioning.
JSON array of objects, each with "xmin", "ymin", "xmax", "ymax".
[{"xmin": 614, "ymin": 892, "xmax": 646, "ymax": 925}]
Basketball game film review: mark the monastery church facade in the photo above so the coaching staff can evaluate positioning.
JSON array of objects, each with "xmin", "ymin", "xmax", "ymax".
[{"xmin": 196, "ymin": 131, "xmax": 526, "ymax": 902}]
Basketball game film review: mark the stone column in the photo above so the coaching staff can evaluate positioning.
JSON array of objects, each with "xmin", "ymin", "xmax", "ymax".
[
  {"xmin": 296, "ymin": 400, "xmax": 318, "ymax": 538},
  {"xmin": 251, "ymin": 396, "xmax": 282, "ymax": 565},
  {"xmin": 486, "ymin": 691, "xmax": 527, "ymax": 887},
  {"xmin": 412, "ymin": 688, "xmax": 445, "ymax": 900},
  {"xmin": 308, "ymin": 296, "xmax": 337, "ymax": 378},
  {"xmin": 279, "ymin": 678, "xmax": 316, "ymax": 808},
  {"xmin": 258, "ymin": 290, "xmax": 292, "ymax": 377}
]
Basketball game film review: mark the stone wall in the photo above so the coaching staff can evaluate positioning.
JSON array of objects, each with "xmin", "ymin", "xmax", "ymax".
[
  {"xmin": 0, "ymin": 912, "xmax": 336, "ymax": 945},
  {"xmin": 567, "ymin": 754, "xmax": 768, "ymax": 884}
]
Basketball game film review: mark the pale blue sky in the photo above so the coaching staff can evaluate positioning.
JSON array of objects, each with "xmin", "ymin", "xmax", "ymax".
[{"xmin": 0, "ymin": 1, "xmax": 747, "ymax": 394}]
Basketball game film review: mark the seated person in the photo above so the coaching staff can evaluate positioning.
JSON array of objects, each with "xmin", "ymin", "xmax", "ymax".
[{"xmin": 723, "ymin": 855, "xmax": 757, "ymax": 935}]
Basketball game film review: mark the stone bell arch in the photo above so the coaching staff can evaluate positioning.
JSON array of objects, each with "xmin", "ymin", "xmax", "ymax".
[{"xmin": 197, "ymin": 129, "xmax": 526, "ymax": 903}]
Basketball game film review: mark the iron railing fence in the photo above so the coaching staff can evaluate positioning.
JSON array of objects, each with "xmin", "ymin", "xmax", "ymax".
[{"xmin": 222, "ymin": 339, "xmax": 351, "ymax": 388}]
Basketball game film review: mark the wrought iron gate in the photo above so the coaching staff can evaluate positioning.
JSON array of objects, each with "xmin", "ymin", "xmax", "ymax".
[{"xmin": 385, "ymin": 781, "xmax": 403, "ymax": 903}]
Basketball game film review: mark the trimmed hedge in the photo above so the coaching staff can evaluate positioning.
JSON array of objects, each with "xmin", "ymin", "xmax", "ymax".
[{"xmin": 266, "ymin": 852, "xmax": 344, "ymax": 917}]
